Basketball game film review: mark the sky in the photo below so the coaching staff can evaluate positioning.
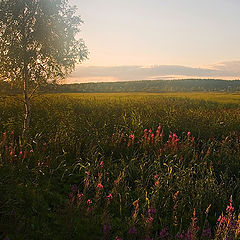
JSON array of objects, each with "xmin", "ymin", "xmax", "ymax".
[{"xmin": 67, "ymin": 0, "xmax": 240, "ymax": 83}]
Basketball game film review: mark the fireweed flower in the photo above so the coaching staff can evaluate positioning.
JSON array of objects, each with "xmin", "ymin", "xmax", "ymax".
[
  {"xmin": 159, "ymin": 228, "xmax": 169, "ymax": 238},
  {"xmin": 146, "ymin": 216, "xmax": 154, "ymax": 223},
  {"xmin": 97, "ymin": 183, "xmax": 103, "ymax": 191},
  {"xmin": 147, "ymin": 207, "xmax": 157, "ymax": 216},
  {"xmin": 29, "ymin": 149, "xmax": 33, "ymax": 157},
  {"xmin": 217, "ymin": 215, "xmax": 226, "ymax": 224},
  {"xmin": 202, "ymin": 228, "xmax": 212, "ymax": 238},
  {"xmin": 107, "ymin": 193, "xmax": 113, "ymax": 201},
  {"xmin": 77, "ymin": 193, "xmax": 84, "ymax": 199},
  {"xmin": 226, "ymin": 203, "xmax": 234, "ymax": 214},
  {"xmin": 176, "ymin": 231, "xmax": 185, "ymax": 239},
  {"xmin": 87, "ymin": 199, "xmax": 92, "ymax": 205}
]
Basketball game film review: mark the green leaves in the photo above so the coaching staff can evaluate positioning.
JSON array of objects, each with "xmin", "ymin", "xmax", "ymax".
[{"xmin": 0, "ymin": 0, "xmax": 88, "ymax": 89}]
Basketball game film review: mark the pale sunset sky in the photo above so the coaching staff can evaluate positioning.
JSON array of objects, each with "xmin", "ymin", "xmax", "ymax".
[{"xmin": 67, "ymin": 0, "xmax": 240, "ymax": 83}]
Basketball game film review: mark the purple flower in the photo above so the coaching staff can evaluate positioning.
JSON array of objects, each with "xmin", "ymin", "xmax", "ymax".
[
  {"xmin": 185, "ymin": 230, "xmax": 192, "ymax": 240},
  {"xmin": 176, "ymin": 231, "xmax": 185, "ymax": 239},
  {"xmin": 71, "ymin": 184, "xmax": 78, "ymax": 192},
  {"xmin": 147, "ymin": 207, "xmax": 157, "ymax": 216},
  {"xmin": 128, "ymin": 226, "xmax": 137, "ymax": 235},
  {"xmin": 202, "ymin": 228, "xmax": 211, "ymax": 238},
  {"xmin": 103, "ymin": 223, "xmax": 112, "ymax": 235},
  {"xmin": 159, "ymin": 227, "xmax": 169, "ymax": 238}
]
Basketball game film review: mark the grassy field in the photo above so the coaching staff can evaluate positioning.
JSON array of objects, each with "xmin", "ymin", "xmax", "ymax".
[{"xmin": 0, "ymin": 92, "xmax": 240, "ymax": 239}]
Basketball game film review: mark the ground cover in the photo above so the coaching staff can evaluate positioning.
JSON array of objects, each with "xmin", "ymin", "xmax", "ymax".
[{"xmin": 0, "ymin": 93, "xmax": 240, "ymax": 239}]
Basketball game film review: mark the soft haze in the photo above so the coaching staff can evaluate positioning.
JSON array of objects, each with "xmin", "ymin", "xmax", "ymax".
[{"xmin": 67, "ymin": 0, "xmax": 240, "ymax": 83}]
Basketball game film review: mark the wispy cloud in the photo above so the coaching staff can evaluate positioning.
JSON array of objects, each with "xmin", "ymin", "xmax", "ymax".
[{"xmin": 65, "ymin": 61, "xmax": 240, "ymax": 83}]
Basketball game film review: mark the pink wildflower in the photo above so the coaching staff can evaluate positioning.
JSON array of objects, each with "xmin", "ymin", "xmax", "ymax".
[
  {"xmin": 107, "ymin": 193, "xmax": 113, "ymax": 200},
  {"xmin": 87, "ymin": 199, "xmax": 92, "ymax": 205},
  {"xmin": 97, "ymin": 183, "xmax": 103, "ymax": 191}
]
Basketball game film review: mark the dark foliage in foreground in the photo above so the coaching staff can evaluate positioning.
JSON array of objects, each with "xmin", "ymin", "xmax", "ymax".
[{"xmin": 0, "ymin": 94, "xmax": 240, "ymax": 239}]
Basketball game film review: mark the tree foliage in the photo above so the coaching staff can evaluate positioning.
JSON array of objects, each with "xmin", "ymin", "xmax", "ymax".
[
  {"xmin": 0, "ymin": 0, "xmax": 88, "ymax": 136},
  {"xmin": 0, "ymin": 0, "xmax": 88, "ymax": 89}
]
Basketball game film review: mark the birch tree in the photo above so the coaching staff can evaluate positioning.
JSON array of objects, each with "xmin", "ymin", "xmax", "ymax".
[{"xmin": 0, "ymin": 0, "xmax": 88, "ymax": 138}]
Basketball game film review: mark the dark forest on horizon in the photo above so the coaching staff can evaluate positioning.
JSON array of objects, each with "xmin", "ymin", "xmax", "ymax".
[{"xmin": 2, "ymin": 79, "xmax": 240, "ymax": 94}]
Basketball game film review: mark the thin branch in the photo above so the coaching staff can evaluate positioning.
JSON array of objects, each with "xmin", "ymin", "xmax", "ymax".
[{"xmin": 29, "ymin": 84, "xmax": 39, "ymax": 100}]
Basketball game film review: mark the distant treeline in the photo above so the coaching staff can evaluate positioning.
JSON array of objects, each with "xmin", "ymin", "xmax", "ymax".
[{"xmin": 2, "ymin": 79, "xmax": 240, "ymax": 94}]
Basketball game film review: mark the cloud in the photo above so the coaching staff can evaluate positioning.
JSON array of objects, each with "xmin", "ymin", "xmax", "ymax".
[{"xmin": 65, "ymin": 61, "xmax": 240, "ymax": 83}]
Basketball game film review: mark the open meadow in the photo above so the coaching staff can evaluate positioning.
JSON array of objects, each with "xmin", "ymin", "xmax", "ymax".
[{"xmin": 1, "ymin": 92, "xmax": 240, "ymax": 239}]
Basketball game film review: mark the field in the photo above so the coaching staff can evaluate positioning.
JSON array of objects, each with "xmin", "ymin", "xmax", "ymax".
[{"xmin": 0, "ymin": 92, "xmax": 240, "ymax": 239}]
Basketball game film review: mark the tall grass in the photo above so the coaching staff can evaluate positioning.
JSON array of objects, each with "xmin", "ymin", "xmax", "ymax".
[{"xmin": 0, "ymin": 93, "xmax": 240, "ymax": 239}]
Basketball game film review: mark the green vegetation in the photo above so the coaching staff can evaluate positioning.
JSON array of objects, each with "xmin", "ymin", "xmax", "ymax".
[
  {"xmin": 0, "ymin": 93, "xmax": 240, "ymax": 239},
  {"xmin": 2, "ymin": 79, "xmax": 240, "ymax": 95}
]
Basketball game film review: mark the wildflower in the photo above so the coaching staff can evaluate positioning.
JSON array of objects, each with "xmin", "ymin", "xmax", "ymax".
[
  {"xmin": 173, "ymin": 191, "xmax": 179, "ymax": 201},
  {"xmin": 149, "ymin": 129, "xmax": 152, "ymax": 133},
  {"xmin": 226, "ymin": 203, "xmax": 234, "ymax": 214},
  {"xmin": 128, "ymin": 226, "xmax": 137, "ymax": 235},
  {"xmin": 176, "ymin": 231, "xmax": 185, "ymax": 239},
  {"xmin": 29, "ymin": 149, "xmax": 33, "ymax": 156},
  {"xmin": 71, "ymin": 184, "xmax": 78, "ymax": 192},
  {"xmin": 107, "ymin": 193, "xmax": 113, "ymax": 201},
  {"xmin": 129, "ymin": 134, "xmax": 135, "ymax": 140},
  {"xmin": 217, "ymin": 215, "xmax": 226, "ymax": 223},
  {"xmin": 151, "ymin": 134, "xmax": 154, "ymax": 142},
  {"xmin": 100, "ymin": 161, "xmax": 104, "ymax": 167},
  {"xmin": 202, "ymin": 228, "xmax": 211, "ymax": 238},
  {"xmin": 77, "ymin": 193, "xmax": 84, "ymax": 199},
  {"xmin": 154, "ymin": 174, "xmax": 158, "ymax": 179},
  {"xmin": 87, "ymin": 199, "xmax": 92, "ymax": 205},
  {"xmin": 97, "ymin": 183, "xmax": 103, "ymax": 192},
  {"xmin": 159, "ymin": 227, "xmax": 169, "ymax": 238},
  {"xmin": 144, "ymin": 129, "xmax": 148, "ymax": 133},
  {"xmin": 187, "ymin": 131, "xmax": 191, "ymax": 136},
  {"xmin": 10, "ymin": 150, "xmax": 14, "ymax": 156},
  {"xmin": 147, "ymin": 207, "xmax": 157, "ymax": 216},
  {"xmin": 185, "ymin": 230, "xmax": 192, "ymax": 240},
  {"xmin": 146, "ymin": 217, "xmax": 154, "ymax": 223}
]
